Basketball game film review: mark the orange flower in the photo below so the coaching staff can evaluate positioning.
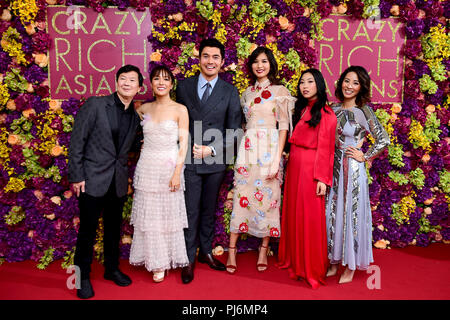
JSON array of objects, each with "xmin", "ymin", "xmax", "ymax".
[
  {"xmin": 424, "ymin": 207, "xmax": 432, "ymax": 215},
  {"xmin": 28, "ymin": 230, "xmax": 35, "ymax": 238},
  {"xmin": 391, "ymin": 103, "xmax": 402, "ymax": 114},
  {"xmin": 33, "ymin": 53, "xmax": 48, "ymax": 68},
  {"xmin": 173, "ymin": 13, "xmax": 183, "ymax": 22},
  {"xmin": 250, "ymin": 43, "xmax": 258, "ymax": 54},
  {"xmin": 49, "ymin": 99, "xmax": 61, "ymax": 111},
  {"xmin": 26, "ymin": 83, "xmax": 34, "ymax": 93},
  {"xmin": 374, "ymin": 239, "xmax": 390, "ymax": 249},
  {"xmin": 51, "ymin": 145, "xmax": 63, "ymax": 157},
  {"xmin": 1, "ymin": 9, "xmax": 11, "ymax": 21},
  {"xmin": 7, "ymin": 134, "xmax": 20, "ymax": 145},
  {"xmin": 424, "ymin": 198, "xmax": 434, "ymax": 205},
  {"xmin": 46, "ymin": 0, "xmax": 58, "ymax": 4},
  {"xmin": 63, "ymin": 190, "xmax": 73, "ymax": 199},
  {"xmin": 51, "ymin": 196, "xmax": 62, "ymax": 205},
  {"xmin": 279, "ymin": 16, "xmax": 289, "ymax": 30},
  {"xmin": 34, "ymin": 190, "xmax": 44, "ymax": 200},
  {"xmin": 425, "ymin": 104, "xmax": 435, "ymax": 113},
  {"xmin": 213, "ymin": 245, "xmax": 224, "ymax": 256},
  {"xmin": 45, "ymin": 214, "xmax": 56, "ymax": 220},
  {"xmin": 25, "ymin": 23, "xmax": 36, "ymax": 35},
  {"xmin": 337, "ymin": 4, "xmax": 347, "ymax": 14},
  {"xmin": 22, "ymin": 108, "xmax": 35, "ymax": 118},
  {"xmin": 421, "ymin": 153, "xmax": 430, "ymax": 163},
  {"xmin": 150, "ymin": 51, "xmax": 162, "ymax": 62},
  {"xmin": 390, "ymin": 5, "xmax": 400, "ymax": 16},
  {"xmin": 122, "ymin": 235, "xmax": 132, "ymax": 244}
]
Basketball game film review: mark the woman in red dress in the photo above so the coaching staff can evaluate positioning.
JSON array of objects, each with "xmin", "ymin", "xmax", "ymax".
[{"xmin": 277, "ymin": 68, "xmax": 337, "ymax": 289}]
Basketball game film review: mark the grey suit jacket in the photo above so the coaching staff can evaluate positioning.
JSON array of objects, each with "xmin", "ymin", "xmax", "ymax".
[
  {"xmin": 68, "ymin": 93, "xmax": 141, "ymax": 197},
  {"xmin": 176, "ymin": 75, "xmax": 242, "ymax": 174}
]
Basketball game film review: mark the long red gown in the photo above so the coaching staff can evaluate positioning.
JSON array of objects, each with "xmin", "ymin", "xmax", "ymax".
[{"xmin": 277, "ymin": 100, "xmax": 337, "ymax": 289}]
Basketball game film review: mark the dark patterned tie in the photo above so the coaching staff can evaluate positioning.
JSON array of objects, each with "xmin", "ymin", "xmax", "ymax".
[{"xmin": 201, "ymin": 82, "xmax": 211, "ymax": 105}]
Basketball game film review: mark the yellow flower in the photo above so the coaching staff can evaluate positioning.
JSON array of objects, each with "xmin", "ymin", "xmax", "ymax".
[
  {"xmin": 10, "ymin": 0, "xmax": 39, "ymax": 25},
  {"xmin": 5, "ymin": 177, "xmax": 26, "ymax": 193}
]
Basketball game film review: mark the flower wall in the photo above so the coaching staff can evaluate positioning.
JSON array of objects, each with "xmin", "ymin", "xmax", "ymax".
[{"xmin": 0, "ymin": 0, "xmax": 448, "ymax": 269}]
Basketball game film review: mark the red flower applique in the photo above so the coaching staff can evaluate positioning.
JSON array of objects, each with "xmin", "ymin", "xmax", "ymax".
[
  {"xmin": 239, "ymin": 222, "xmax": 249, "ymax": 233},
  {"xmin": 254, "ymin": 97, "xmax": 262, "ymax": 104},
  {"xmin": 261, "ymin": 90, "xmax": 271, "ymax": 99},
  {"xmin": 270, "ymin": 227, "xmax": 280, "ymax": 237},
  {"xmin": 237, "ymin": 166, "xmax": 249, "ymax": 177},
  {"xmin": 245, "ymin": 137, "xmax": 251, "ymax": 150},
  {"xmin": 239, "ymin": 197, "xmax": 249, "ymax": 208},
  {"xmin": 254, "ymin": 190, "xmax": 264, "ymax": 202}
]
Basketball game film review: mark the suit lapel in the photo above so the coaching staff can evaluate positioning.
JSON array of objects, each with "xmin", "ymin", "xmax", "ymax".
[
  {"xmin": 101, "ymin": 94, "xmax": 117, "ymax": 153},
  {"xmin": 118, "ymin": 112, "xmax": 138, "ymax": 155}
]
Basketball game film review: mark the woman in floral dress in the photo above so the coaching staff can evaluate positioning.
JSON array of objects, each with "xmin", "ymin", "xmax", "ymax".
[{"xmin": 226, "ymin": 47, "xmax": 296, "ymax": 274}]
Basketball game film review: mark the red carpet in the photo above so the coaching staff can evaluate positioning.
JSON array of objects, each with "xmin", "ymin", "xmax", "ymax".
[{"xmin": 0, "ymin": 243, "xmax": 449, "ymax": 300}]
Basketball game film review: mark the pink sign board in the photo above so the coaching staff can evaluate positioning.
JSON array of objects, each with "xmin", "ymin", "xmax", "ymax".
[
  {"xmin": 315, "ymin": 15, "xmax": 406, "ymax": 103},
  {"xmin": 47, "ymin": 6, "xmax": 153, "ymax": 100}
]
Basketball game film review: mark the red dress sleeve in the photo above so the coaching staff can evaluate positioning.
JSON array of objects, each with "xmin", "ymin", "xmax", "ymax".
[{"xmin": 313, "ymin": 105, "xmax": 337, "ymax": 187}]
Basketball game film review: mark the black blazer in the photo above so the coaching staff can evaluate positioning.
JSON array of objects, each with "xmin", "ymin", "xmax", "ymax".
[
  {"xmin": 176, "ymin": 75, "xmax": 242, "ymax": 174},
  {"xmin": 68, "ymin": 93, "xmax": 141, "ymax": 197}
]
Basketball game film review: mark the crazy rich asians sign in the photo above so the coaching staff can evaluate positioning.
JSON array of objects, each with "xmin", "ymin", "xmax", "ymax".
[
  {"xmin": 47, "ymin": 6, "xmax": 152, "ymax": 100},
  {"xmin": 316, "ymin": 15, "xmax": 405, "ymax": 103}
]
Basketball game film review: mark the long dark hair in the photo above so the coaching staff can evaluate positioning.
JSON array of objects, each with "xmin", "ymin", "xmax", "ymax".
[
  {"xmin": 335, "ymin": 66, "xmax": 371, "ymax": 107},
  {"xmin": 292, "ymin": 68, "xmax": 329, "ymax": 128},
  {"xmin": 247, "ymin": 46, "xmax": 279, "ymax": 85}
]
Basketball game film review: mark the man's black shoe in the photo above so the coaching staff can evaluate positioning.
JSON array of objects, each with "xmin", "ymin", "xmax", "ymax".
[
  {"xmin": 104, "ymin": 269, "xmax": 132, "ymax": 286},
  {"xmin": 181, "ymin": 263, "xmax": 194, "ymax": 284},
  {"xmin": 198, "ymin": 253, "xmax": 226, "ymax": 271},
  {"xmin": 77, "ymin": 279, "xmax": 94, "ymax": 299}
]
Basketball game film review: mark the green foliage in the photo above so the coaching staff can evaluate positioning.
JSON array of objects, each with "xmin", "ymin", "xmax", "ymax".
[
  {"xmin": 4, "ymin": 68, "xmax": 28, "ymax": 92},
  {"xmin": 438, "ymin": 169, "xmax": 450, "ymax": 194},
  {"xmin": 409, "ymin": 168, "xmax": 425, "ymax": 190},
  {"xmin": 388, "ymin": 171, "xmax": 409, "ymax": 186},
  {"xmin": 236, "ymin": 36, "xmax": 252, "ymax": 59},
  {"xmin": 196, "ymin": 0, "xmax": 214, "ymax": 20},
  {"xmin": 285, "ymin": 49, "xmax": 301, "ymax": 71},
  {"xmin": 388, "ymin": 143, "xmax": 405, "ymax": 168},
  {"xmin": 249, "ymin": 0, "xmax": 277, "ymax": 24},
  {"xmin": 61, "ymin": 247, "xmax": 75, "ymax": 269},
  {"xmin": 419, "ymin": 74, "xmax": 438, "ymax": 94},
  {"xmin": 424, "ymin": 112, "xmax": 442, "ymax": 144},
  {"xmin": 37, "ymin": 247, "xmax": 55, "ymax": 270},
  {"xmin": 4, "ymin": 206, "xmax": 25, "ymax": 225}
]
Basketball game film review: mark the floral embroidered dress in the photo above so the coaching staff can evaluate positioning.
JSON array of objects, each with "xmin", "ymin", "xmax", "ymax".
[{"xmin": 230, "ymin": 80, "xmax": 296, "ymax": 238}]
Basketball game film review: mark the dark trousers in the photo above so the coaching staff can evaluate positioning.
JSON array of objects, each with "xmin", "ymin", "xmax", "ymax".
[
  {"xmin": 74, "ymin": 181, "xmax": 125, "ymax": 279},
  {"xmin": 183, "ymin": 170, "xmax": 225, "ymax": 263}
]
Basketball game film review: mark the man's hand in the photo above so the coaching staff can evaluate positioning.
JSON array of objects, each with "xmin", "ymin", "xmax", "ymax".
[
  {"xmin": 72, "ymin": 181, "xmax": 85, "ymax": 197},
  {"xmin": 193, "ymin": 143, "xmax": 212, "ymax": 159}
]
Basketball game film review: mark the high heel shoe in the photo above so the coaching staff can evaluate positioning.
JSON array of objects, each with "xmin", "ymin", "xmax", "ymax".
[
  {"xmin": 153, "ymin": 269, "xmax": 167, "ymax": 283},
  {"xmin": 338, "ymin": 268, "xmax": 355, "ymax": 284},
  {"xmin": 226, "ymin": 246, "xmax": 237, "ymax": 274},
  {"xmin": 257, "ymin": 244, "xmax": 268, "ymax": 272}
]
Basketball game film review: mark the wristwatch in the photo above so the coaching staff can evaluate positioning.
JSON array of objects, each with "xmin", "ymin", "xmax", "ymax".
[{"xmin": 210, "ymin": 146, "xmax": 216, "ymax": 157}]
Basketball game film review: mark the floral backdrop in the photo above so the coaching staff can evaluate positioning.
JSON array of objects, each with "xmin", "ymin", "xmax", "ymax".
[{"xmin": 0, "ymin": 0, "xmax": 448, "ymax": 269}]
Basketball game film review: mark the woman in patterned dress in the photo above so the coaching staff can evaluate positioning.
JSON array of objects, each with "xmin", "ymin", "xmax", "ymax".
[
  {"xmin": 325, "ymin": 66, "xmax": 390, "ymax": 283},
  {"xmin": 226, "ymin": 47, "xmax": 296, "ymax": 274}
]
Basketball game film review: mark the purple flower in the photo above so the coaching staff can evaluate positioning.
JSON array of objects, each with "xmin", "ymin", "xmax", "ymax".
[
  {"xmin": 405, "ymin": 19, "xmax": 425, "ymax": 39},
  {"xmin": 0, "ymin": 50, "xmax": 11, "ymax": 73},
  {"xmin": 24, "ymin": 65, "xmax": 47, "ymax": 84},
  {"xmin": 61, "ymin": 98, "xmax": 81, "ymax": 117},
  {"xmin": 415, "ymin": 233, "xmax": 430, "ymax": 247}
]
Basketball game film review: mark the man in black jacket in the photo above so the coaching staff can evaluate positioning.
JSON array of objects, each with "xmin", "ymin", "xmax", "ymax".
[
  {"xmin": 176, "ymin": 38, "xmax": 242, "ymax": 284},
  {"xmin": 68, "ymin": 65, "xmax": 143, "ymax": 299}
]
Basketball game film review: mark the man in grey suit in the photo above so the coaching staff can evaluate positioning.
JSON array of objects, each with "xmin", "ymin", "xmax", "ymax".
[
  {"xmin": 176, "ymin": 38, "xmax": 242, "ymax": 284},
  {"xmin": 68, "ymin": 65, "xmax": 143, "ymax": 299}
]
